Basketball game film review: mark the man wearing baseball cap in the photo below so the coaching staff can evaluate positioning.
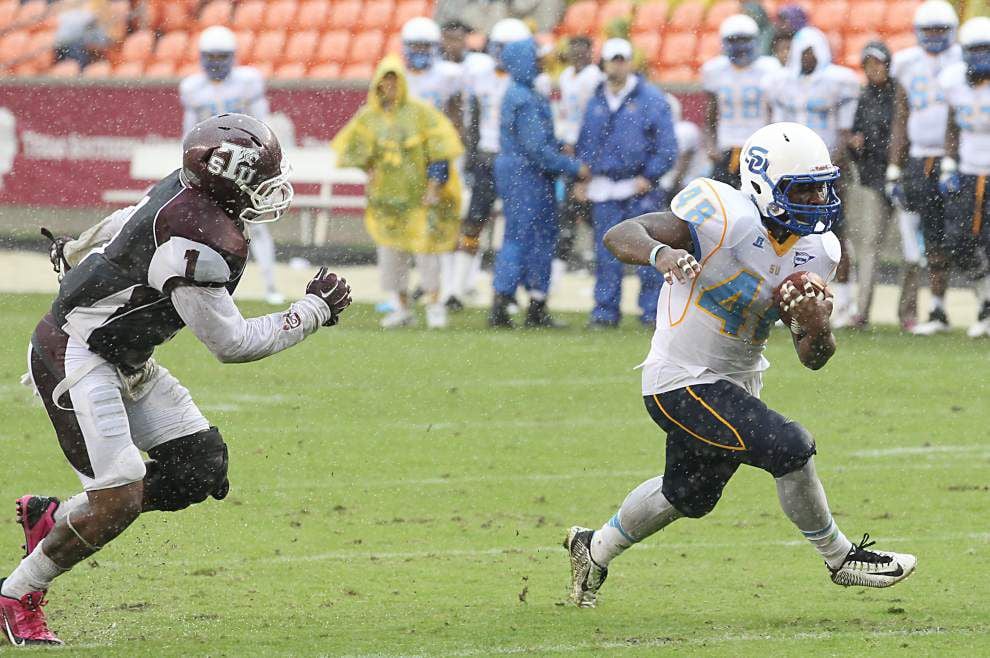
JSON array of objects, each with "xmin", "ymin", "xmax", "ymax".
[{"xmin": 575, "ymin": 38, "xmax": 678, "ymax": 328}]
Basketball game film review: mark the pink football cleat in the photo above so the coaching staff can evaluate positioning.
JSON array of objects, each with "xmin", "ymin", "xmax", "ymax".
[
  {"xmin": 0, "ymin": 583, "xmax": 62, "ymax": 646},
  {"xmin": 15, "ymin": 496, "xmax": 59, "ymax": 558}
]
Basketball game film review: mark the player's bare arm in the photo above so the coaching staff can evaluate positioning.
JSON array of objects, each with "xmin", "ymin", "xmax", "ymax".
[
  {"xmin": 786, "ymin": 286, "xmax": 837, "ymax": 370},
  {"xmin": 704, "ymin": 91, "xmax": 720, "ymax": 160},
  {"xmin": 603, "ymin": 212, "xmax": 702, "ymax": 284},
  {"xmin": 887, "ymin": 82, "xmax": 909, "ymax": 168}
]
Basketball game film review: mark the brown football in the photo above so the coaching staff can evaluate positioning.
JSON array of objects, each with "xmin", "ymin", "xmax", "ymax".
[{"xmin": 773, "ymin": 271, "xmax": 832, "ymax": 327}]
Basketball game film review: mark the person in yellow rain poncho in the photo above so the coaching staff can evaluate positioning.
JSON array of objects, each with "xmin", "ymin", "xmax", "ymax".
[{"xmin": 332, "ymin": 55, "xmax": 463, "ymax": 329}]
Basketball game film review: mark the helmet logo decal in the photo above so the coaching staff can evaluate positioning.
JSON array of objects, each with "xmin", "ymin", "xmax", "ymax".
[
  {"xmin": 207, "ymin": 141, "xmax": 260, "ymax": 186},
  {"xmin": 745, "ymin": 146, "xmax": 769, "ymax": 175}
]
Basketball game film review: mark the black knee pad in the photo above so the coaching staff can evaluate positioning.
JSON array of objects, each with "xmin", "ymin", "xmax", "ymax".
[
  {"xmin": 769, "ymin": 421, "xmax": 817, "ymax": 477},
  {"xmin": 144, "ymin": 427, "xmax": 229, "ymax": 512}
]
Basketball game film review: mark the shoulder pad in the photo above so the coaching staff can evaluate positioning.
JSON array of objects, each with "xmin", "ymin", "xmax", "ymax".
[
  {"xmin": 821, "ymin": 231, "xmax": 841, "ymax": 266},
  {"xmin": 148, "ymin": 236, "xmax": 233, "ymax": 292},
  {"xmin": 671, "ymin": 178, "xmax": 757, "ymax": 250}
]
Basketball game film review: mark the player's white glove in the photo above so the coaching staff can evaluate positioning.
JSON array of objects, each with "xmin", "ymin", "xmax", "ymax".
[{"xmin": 884, "ymin": 164, "xmax": 906, "ymax": 208}]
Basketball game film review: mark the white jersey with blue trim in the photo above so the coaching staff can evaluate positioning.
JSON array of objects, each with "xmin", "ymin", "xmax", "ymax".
[
  {"xmin": 180, "ymin": 66, "xmax": 268, "ymax": 136},
  {"xmin": 701, "ymin": 55, "xmax": 780, "ymax": 151},
  {"xmin": 557, "ymin": 63, "xmax": 604, "ymax": 146},
  {"xmin": 406, "ymin": 60, "xmax": 463, "ymax": 112},
  {"xmin": 463, "ymin": 53, "xmax": 511, "ymax": 154},
  {"xmin": 891, "ymin": 44, "xmax": 963, "ymax": 158},
  {"xmin": 640, "ymin": 178, "xmax": 841, "ymax": 397},
  {"xmin": 939, "ymin": 62, "xmax": 990, "ymax": 175},
  {"xmin": 763, "ymin": 65, "xmax": 859, "ymax": 153}
]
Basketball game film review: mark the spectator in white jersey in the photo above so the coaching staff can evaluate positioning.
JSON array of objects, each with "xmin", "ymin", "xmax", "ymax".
[
  {"xmin": 887, "ymin": 0, "xmax": 962, "ymax": 335},
  {"xmin": 849, "ymin": 41, "xmax": 920, "ymax": 329},
  {"xmin": 180, "ymin": 26, "xmax": 284, "ymax": 305},
  {"xmin": 936, "ymin": 17, "xmax": 990, "ymax": 338},
  {"xmin": 763, "ymin": 27, "xmax": 860, "ymax": 326},
  {"xmin": 555, "ymin": 36, "xmax": 603, "ymax": 273},
  {"xmin": 702, "ymin": 14, "xmax": 779, "ymax": 188}
]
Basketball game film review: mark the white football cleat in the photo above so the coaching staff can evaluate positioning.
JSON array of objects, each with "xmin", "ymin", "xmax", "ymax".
[
  {"xmin": 563, "ymin": 526, "xmax": 608, "ymax": 608},
  {"xmin": 966, "ymin": 318, "xmax": 990, "ymax": 338},
  {"xmin": 426, "ymin": 303, "xmax": 448, "ymax": 329},
  {"xmin": 829, "ymin": 534, "xmax": 916, "ymax": 588},
  {"xmin": 380, "ymin": 309, "xmax": 415, "ymax": 329},
  {"xmin": 911, "ymin": 310, "xmax": 950, "ymax": 336}
]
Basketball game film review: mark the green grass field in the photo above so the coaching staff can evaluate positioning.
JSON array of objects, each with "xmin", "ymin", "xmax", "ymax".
[{"xmin": 0, "ymin": 292, "xmax": 987, "ymax": 656}]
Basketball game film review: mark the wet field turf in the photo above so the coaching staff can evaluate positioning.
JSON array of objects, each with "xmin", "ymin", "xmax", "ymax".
[{"xmin": 0, "ymin": 293, "xmax": 987, "ymax": 656}]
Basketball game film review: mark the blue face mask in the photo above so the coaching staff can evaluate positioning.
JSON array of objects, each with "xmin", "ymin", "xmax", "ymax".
[
  {"xmin": 765, "ymin": 172, "xmax": 843, "ymax": 236},
  {"xmin": 404, "ymin": 45, "xmax": 435, "ymax": 71},
  {"xmin": 917, "ymin": 27, "xmax": 954, "ymax": 54},
  {"xmin": 965, "ymin": 46, "xmax": 990, "ymax": 75},
  {"xmin": 201, "ymin": 52, "xmax": 233, "ymax": 81},
  {"xmin": 723, "ymin": 37, "xmax": 757, "ymax": 66}
]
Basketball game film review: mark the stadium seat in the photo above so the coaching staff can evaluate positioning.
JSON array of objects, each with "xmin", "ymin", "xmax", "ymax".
[
  {"xmin": 597, "ymin": 1, "xmax": 633, "ymax": 32},
  {"xmin": 154, "ymin": 31, "xmax": 189, "ymax": 65},
  {"xmin": 386, "ymin": 31, "xmax": 403, "ymax": 55},
  {"xmin": 107, "ymin": 0, "xmax": 130, "ymax": 33},
  {"xmin": 198, "ymin": 0, "xmax": 233, "ymax": 29},
  {"xmin": 559, "ymin": 0, "xmax": 597, "ymax": 36},
  {"xmin": 845, "ymin": 0, "xmax": 886, "ymax": 33},
  {"xmin": 250, "ymin": 30, "xmax": 287, "ymax": 66},
  {"xmin": 349, "ymin": 30, "xmax": 385, "ymax": 65},
  {"xmin": 0, "ymin": 30, "xmax": 29, "ymax": 65},
  {"xmin": 0, "ymin": 1, "xmax": 17, "ymax": 33},
  {"xmin": 697, "ymin": 31, "xmax": 721, "ymax": 64},
  {"xmin": 393, "ymin": 0, "xmax": 430, "ymax": 30},
  {"xmin": 175, "ymin": 60, "xmax": 200, "ymax": 77},
  {"xmin": 120, "ymin": 30, "xmax": 155, "ymax": 65},
  {"xmin": 884, "ymin": 0, "xmax": 922, "ymax": 35},
  {"xmin": 887, "ymin": 30, "xmax": 916, "ymax": 54},
  {"xmin": 48, "ymin": 58, "xmax": 81, "ymax": 77},
  {"xmin": 317, "ymin": 30, "xmax": 350, "ymax": 64},
  {"xmin": 144, "ymin": 60, "xmax": 176, "ymax": 78},
  {"xmin": 704, "ymin": 1, "xmax": 741, "ymax": 31},
  {"xmin": 274, "ymin": 62, "xmax": 306, "ymax": 79},
  {"xmin": 341, "ymin": 62, "xmax": 374, "ymax": 79},
  {"xmin": 25, "ymin": 29, "xmax": 54, "ymax": 68},
  {"xmin": 114, "ymin": 61, "xmax": 144, "ymax": 78},
  {"xmin": 361, "ymin": 0, "xmax": 394, "ymax": 32},
  {"xmin": 155, "ymin": 1, "xmax": 193, "ymax": 32},
  {"xmin": 82, "ymin": 60, "xmax": 112, "ymax": 78},
  {"xmin": 810, "ymin": 1, "xmax": 848, "ymax": 33},
  {"xmin": 328, "ymin": 0, "xmax": 363, "ymax": 31},
  {"xmin": 283, "ymin": 30, "xmax": 319, "ymax": 66},
  {"xmin": 656, "ymin": 64, "xmax": 696, "ymax": 83},
  {"xmin": 265, "ymin": 0, "xmax": 299, "ymax": 30},
  {"xmin": 234, "ymin": 30, "xmax": 254, "ymax": 59},
  {"xmin": 252, "ymin": 61, "xmax": 274, "ymax": 77},
  {"xmin": 14, "ymin": 1, "xmax": 45, "ymax": 29},
  {"xmin": 658, "ymin": 31, "xmax": 696, "ymax": 68},
  {"xmin": 232, "ymin": 0, "xmax": 266, "ymax": 31},
  {"xmin": 844, "ymin": 32, "xmax": 880, "ymax": 66},
  {"xmin": 308, "ymin": 61, "xmax": 341, "ymax": 78},
  {"xmin": 668, "ymin": 0, "xmax": 705, "ymax": 32},
  {"xmin": 826, "ymin": 31, "xmax": 843, "ymax": 61},
  {"xmin": 296, "ymin": 0, "xmax": 329, "ymax": 29},
  {"xmin": 631, "ymin": 1, "xmax": 667, "ymax": 35},
  {"xmin": 631, "ymin": 32, "xmax": 661, "ymax": 65}
]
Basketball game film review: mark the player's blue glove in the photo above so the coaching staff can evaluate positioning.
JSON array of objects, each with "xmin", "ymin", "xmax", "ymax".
[
  {"xmin": 884, "ymin": 165, "xmax": 906, "ymax": 208},
  {"xmin": 938, "ymin": 158, "xmax": 960, "ymax": 196}
]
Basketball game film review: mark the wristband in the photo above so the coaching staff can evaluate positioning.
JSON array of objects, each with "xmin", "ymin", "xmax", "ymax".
[
  {"xmin": 648, "ymin": 243, "xmax": 667, "ymax": 268},
  {"xmin": 885, "ymin": 164, "xmax": 901, "ymax": 182},
  {"xmin": 941, "ymin": 157, "xmax": 958, "ymax": 174}
]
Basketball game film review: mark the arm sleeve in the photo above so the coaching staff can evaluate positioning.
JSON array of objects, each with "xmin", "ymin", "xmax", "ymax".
[
  {"xmin": 643, "ymin": 94, "xmax": 679, "ymax": 181},
  {"xmin": 171, "ymin": 285, "xmax": 331, "ymax": 364},
  {"xmin": 62, "ymin": 205, "xmax": 134, "ymax": 267},
  {"xmin": 515, "ymin": 98, "xmax": 581, "ymax": 177}
]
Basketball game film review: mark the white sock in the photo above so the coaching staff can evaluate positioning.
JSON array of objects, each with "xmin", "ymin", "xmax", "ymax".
[
  {"xmin": 589, "ymin": 476, "xmax": 682, "ymax": 567},
  {"xmin": 931, "ymin": 295, "xmax": 945, "ymax": 312},
  {"xmin": 529, "ymin": 290, "xmax": 546, "ymax": 302},
  {"xmin": 775, "ymin": 460, "xmax": 853, "ymax": 569},
  {"xmin": 439, "ymin": 252, "xmax": 455, "ymax": 301},
  {"xmin": 832, "ymin": 282, "xmax": 851, "ymax": 312},
  {"xmin": 451, "ymin": 250, "xmax": 474, "ymax": 300},
  {"xmin": 53, "ymin": 493, "xmax": 88, "ymax": 524},
  {"xmin": 465, "ymin": 251, "xmax": 483, "ymax": 294},
  {"xmin": 1, "ymin": 544, "xmax": 67, "ymax": 599},
  {"xmin": 549, "ymin": 258, "xmax": 566, "ymax": 297},
  {"xmin": 802, "ymin": 517, "xmax": 854, "ymax": 569}
]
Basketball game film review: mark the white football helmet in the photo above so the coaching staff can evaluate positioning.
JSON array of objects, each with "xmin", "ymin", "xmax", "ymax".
[
  {"xmin": 401, "ymin": 17, "xmax": 441, "ymax": 44},
  {"xmin": 740, "ymin": 123, "xmax": 841, "ymax": 235},
  {"xmin": 913, "ymin": 0, "xmax": 958, "ymax": 53},
  {"xmin": 960, "ymin": 17, "xmax": 990, "ymax": 75},
  {"xmin": 199, "ymin": 26, "xmax": 236, "ymax": 81},
  {"xmin": 720, "ymin": 14, "xmax": 759, "ymax": 66},
  {"xmin": 719, "ymin": 14, "xmax": 759, "ymax": 39},
  {"xmin": 490, "ymin": 18, "xmax": 531, "ymax": 44}
]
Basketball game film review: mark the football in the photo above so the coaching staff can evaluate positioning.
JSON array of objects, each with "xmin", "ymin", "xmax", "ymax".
[{"xmin": 774, "ymin": 271, "xmax": 832, "ymax": 328}]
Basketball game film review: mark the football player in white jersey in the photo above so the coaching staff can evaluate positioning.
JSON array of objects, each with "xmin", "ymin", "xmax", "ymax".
[
  {"xmin": 888, "ymin": 0, "xmax": 962, "ymax": 335},
  {"xmin": 936, "ymin": 17, "xmax": 990, "ymax": 338},
  {"xmin": 763, "ymin": 27, "xmax": 860, "ymax": 325},
  {"xmin": 401, "ymin": 17, "xmax": 463, "ymax": 127},
  {"xmin": 702, "ymin": 14, "xmax": 779, "ymax": 187},
  {"xmin": 563, "ymin": 123, "xmax": 916, "ymax": 609},
  {"xmin": 446, "ymin": 18, "xmax": 531, "ymax": 310},
  {"xmin": 180, "ymin": 26, "xmax": 283, "ymax": 305}
]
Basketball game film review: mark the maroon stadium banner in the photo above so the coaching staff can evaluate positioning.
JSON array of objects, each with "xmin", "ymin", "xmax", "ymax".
[{"xmin": 0, "ymin": 81, "xmax": 703, "ymax": 208}]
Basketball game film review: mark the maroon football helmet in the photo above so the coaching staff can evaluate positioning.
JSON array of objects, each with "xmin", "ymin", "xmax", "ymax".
[{"xmin": 181, "ymin": 113, "xmax": 293, "ymax": 223}]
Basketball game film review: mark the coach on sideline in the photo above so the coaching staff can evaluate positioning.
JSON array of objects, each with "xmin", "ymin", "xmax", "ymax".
[{"xmin": 576, "ymin": 38, "xmax": 677, "ymax": 328}]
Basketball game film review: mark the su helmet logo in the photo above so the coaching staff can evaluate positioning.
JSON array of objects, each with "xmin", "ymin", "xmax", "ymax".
[
  {"xmin": 206, "ymin": 141, "xmax": 260, "ymax": 186},
  {"xmin": 745, "ymin": 145, "xmax": 769, "ymax": 175}
]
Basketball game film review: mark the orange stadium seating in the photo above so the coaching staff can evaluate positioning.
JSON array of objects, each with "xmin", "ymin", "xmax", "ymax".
[
  {"xmin": 884, "ymin": 0, "xmax": 922, "ymax": 34},
  {"xmin": 266, "ymin": 0, "xmax": 300, "ymax": 30},
  {"xmin": 274, "ymin": 61, "xmax": 306, "ymax": 79},
  {"xmin": 284, "ymin": 30, "xmax": 320, "ymax": 65},
  {"xmin": 668, "ymin": 0, "xmax": 705, "ymax": 32},
  {"xmin": 697, "ymin": 30, "xmax": 721, "ymax": 63},
  {"xmin": 844, "ymin": 31, "xmax": 881, "ymax": 67},
  {"xmin": 328, "ymin": 0, "xmax": 363, "ymax": 31},
  {"xmin": 48, "ymin": 58, "xmax": 80, "ymax": 77},
  {"xmin": 847, "ymin": 0, "xmax": 887, "ymax": 33},
  {"xmin": 308, "ymin": 62, "xmax": 342, "ymax": 78},
  {"xmin": 198, "ymin": 0, "xmax": 232, "ymax": 29},
  {"xmin": 0, "ymin": 30, "xmax": 29, "ymax": 67},
  {"xmin": 659, "ymin": 31, "xmax": 697, "ymax": 68},
  {"xmin": 0, "ymin": 1, "xmax": 17, "ymax": 33},
  {"xmin": 341, "ymin": 62, "xmax": 374, "ymax": 79},
  {"xmin": 232, "ymin": 0, "xmax": 266, "ymax": 31},
  {"xmin": 704, "ymin": 0, "xmax": 740, "ymax": 31},
  {"xmin": 887, "ymin": 30, "xmax": 916, "ymax": 53},
  {"xmin": 387, "ymin": 31, "xmax": 403, "ymax": 55},
  {"xmin": 82, "ymin": 60, "xmax": 112, "ymax": 78},
  {"xmin": 296, "ymin": 0, "xmax": 329, "ymax": 28},
  {"xmin": 250, "ymin": 30, "xmax": 287, "ymax": 65},
  {"xmin": 597, "ymin": 0, "xmax": 633, "ymax": 31},
  {"xmin": 657, "ymin": 65, "xmax": 696, "ymax": 83},
  {"xmin": 317, "ymin": 30, "xmax": 350, "ymax": 64},
  {"xmin": 362, "ymin": 0, "xmax": 395, "ymax": 32},
  {"xmin": 14, "ymin": 1, "xmax": 46, "ymax": 28},
  {"xmin": 120, "ymin": 30, "xmax": 155, "ymax": 65},
  {"xmin": 560, "ymin": 1, "xmax": 597, "ymax": 35},
  {"xmin": 393, "ymin": 0, "xmax": 430, "ymax": 29},
  {"xmin": 114, "ymin": 61, "xmax": 144, "ymax": 78},
  {"xmin": 631, "ymin": 1, "xmax": 668, "ymax": 35},
  {"xmin": 349, "ymin": 30, "xmax": 385, "ymax": 65},
  {"xmin": 154, "ymin": 31, "xmax": 189, "ymax": 65},
  {"xmin": 811, "ymin": 1, "xmax": 849, "ymax": 34},
  {"xmin": 632, "ymin": 32, "xmax": 662, "ymax": 65},
  {"xmin": 145, "ymin": 60, "xmax": 176, "ymax": 78}
]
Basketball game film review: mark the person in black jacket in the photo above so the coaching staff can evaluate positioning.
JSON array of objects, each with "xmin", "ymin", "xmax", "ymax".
[{"xmin": 849, "ymin": 41, "xmax": 920, "ymax": 329}]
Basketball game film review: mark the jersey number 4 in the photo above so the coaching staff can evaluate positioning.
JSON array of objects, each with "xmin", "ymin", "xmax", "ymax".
[{"xmin": 696, "ymin": 269, "xmax": 777, "ymax": 341}]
